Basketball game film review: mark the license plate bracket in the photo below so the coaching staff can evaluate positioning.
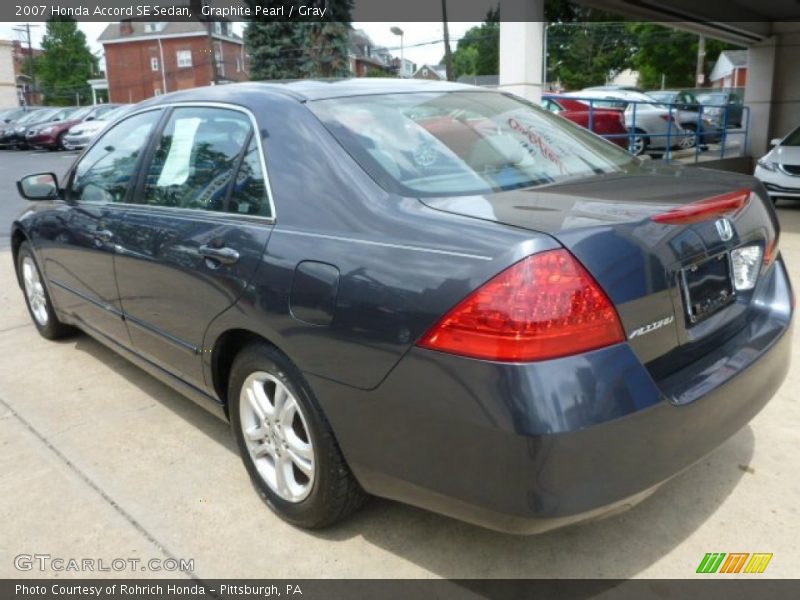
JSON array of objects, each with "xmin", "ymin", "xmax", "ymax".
[{"xmin": 681, "ymin": 252, "xmax": 735, "ymax": 324}]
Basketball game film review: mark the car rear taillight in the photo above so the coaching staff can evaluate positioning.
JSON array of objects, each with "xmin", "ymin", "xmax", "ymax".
[
  {"xmin": 652, "ymin": 189, "xmax": 751, "ymax": 225},
  {"xmin": 417, "ymin": 249, "xmax": 625, "ymax": 362},
  {"xmin": 659, "ymin": 114, "xmax": 675, "ymax": 122}
]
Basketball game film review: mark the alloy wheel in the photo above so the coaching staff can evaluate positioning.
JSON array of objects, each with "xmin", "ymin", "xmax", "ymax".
[
  {"xmin": 630, "ymin": 135, "xmax": 646, "ymax": 156},
  {"xmin": 239, "ymin": 372, "xmax": 315, "ymax": 503},
  {"xmin": 22, "ymin": 256, "xmax": 49, "ymax": 326}
]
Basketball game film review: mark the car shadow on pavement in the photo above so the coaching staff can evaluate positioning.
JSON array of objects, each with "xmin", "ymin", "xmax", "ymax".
[
  {"xmin": 68, "ymin": 332, "xmax": 754, "ymax": 579},
  {"xmin": 70, "ymin": 335, "xmax": 238, "ymax": 455}
]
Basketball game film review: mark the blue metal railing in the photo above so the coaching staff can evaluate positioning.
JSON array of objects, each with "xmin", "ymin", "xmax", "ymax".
[{"xmin": 542, "ymin": 94, "xmax": 751, "ymax": 165}]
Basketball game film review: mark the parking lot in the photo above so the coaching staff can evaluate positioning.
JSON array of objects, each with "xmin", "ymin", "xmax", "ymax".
[{"xmin": 0, "ymin": 149, "xmax": 798, "ymax": 579}]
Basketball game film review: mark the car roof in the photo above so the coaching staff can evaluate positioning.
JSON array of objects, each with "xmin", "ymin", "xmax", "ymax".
[
  {"xmin": 574, "ymin": 89, "xmax": 658, "ymax": 103},
  {"xmin": 139, "ymin": 78, "xmax": 490, "ymax": 107}
]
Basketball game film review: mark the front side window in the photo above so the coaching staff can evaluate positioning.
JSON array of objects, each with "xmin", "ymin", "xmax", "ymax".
[
  {"xmin": 542, "ymin": 99, "xmax": 561, "ymax": 113},
  {"xmin": 311, "ymin": 91, "xmax": 636, "ymax": 196},
  {"xmin": 177, "ymin": 50, "xmax": 192, "ymax": 68},
  {"xmin": 70, "ymin": 110, "xmax": 162, "ymax": 204},
  {"xmin": 142, "ymin": 107, "xmax": 253, "ymax": 212}
]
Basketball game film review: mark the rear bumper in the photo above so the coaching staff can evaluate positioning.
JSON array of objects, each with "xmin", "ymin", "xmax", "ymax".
[
  {"xmin": 63, "ymin": 135, "xmax": 91, "ymax": 150},
  {"xmin": 26, "ymin": 133, "xmax": 59, "ymax": 149},
  {"xmin": 311, "ymin": 259, "xmax": 793, "ymax": 533}
]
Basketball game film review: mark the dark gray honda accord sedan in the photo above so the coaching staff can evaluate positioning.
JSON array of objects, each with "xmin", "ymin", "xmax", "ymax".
[{"xmin": 11, "ymin": 80, "xmax": 793, "ymax": 533}]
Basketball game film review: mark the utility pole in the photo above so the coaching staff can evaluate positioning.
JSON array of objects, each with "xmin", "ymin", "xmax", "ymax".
[
  {"xmin": 441, "ymin": 0, "xmax": 453, "ymax": 81},
  {"xmin": 696, "ymin": 35, "xmax": 706, "ymax": 87},
  {"xmin": 13, "ymin": 23, "xmax": 39, "ymax": 106},
  {"xmin": 202, "ymin": 0, "xmax": 219, "ymax": 85}
]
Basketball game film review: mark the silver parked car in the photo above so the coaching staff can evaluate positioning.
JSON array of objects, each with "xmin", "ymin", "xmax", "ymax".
[
  {"xmin": 62, "ymin": 104, "xmax": 132, "ymax": 151},
  {"xmin": 567, "ymin": 89, "xmax": 689, "ymax": 156}
]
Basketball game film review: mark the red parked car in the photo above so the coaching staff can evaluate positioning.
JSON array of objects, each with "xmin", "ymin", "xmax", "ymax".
[
  {"xmin": 25, "ymin": 104, "xmax": 120, "ymax": 151},
  {"xmin": 542, "ymin": 95, "xmax": 629, "ymax": 148}
]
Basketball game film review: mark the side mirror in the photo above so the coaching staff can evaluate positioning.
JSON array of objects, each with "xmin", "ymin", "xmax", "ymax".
[
  {"xmin": 769, "ymin": 138, "xmax": 782, "ymax": 148},
  {"xmin": 85, "ymin": 116, "xmax": 95, "ymax": 121},
  {"xmin": 17, "ymin": 173, "xmax": 59, "ymax": 201}
]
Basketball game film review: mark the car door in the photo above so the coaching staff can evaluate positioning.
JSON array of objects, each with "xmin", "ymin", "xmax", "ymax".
[
  {"xmin": 112, "ymin": 105, "xmax": 274, "ymax": 389},
  {"xmin": 38, "ymin": 109, "xmax": 164, "ymax": 345}
]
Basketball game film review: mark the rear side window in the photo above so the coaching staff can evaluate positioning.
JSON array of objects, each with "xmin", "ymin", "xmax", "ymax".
[
  {"xmin": 228, "ymin": 138, "xmax": 272, "ymax": 217},
  {"xmin": 142, "ymin": 106, "xmax": 254, "ymax": 213},
  {"xmin": 70, "ymin": 110, "xmax": 162, "ymax": 204}
]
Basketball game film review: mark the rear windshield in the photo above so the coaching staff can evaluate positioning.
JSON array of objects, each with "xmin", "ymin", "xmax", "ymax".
[
  {"xmin": 697, "ymin": 93, "xmax": 726, "ymax": 106},
  {"xmin": 310, "ymin": 91, "xmax": 636, "ymax": 196},
  {"xmin": 648, "ymin": 91, "xmax": 676, "ymax": 103}
]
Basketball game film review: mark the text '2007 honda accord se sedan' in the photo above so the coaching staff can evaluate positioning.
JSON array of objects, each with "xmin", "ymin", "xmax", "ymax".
[{"xmin": 11, "ymin": 80, "xmax": 793, "ymax": 533}]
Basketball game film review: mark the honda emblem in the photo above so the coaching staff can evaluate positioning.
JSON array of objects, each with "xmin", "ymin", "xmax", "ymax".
[{"xmin": 715, "ymin": 218, "xmax": 734, "ymax": 242}]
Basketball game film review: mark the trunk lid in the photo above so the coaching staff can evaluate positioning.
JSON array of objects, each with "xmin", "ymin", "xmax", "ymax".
[{"xmin": 419, "ymin": 164, "xmax": 779, "ymax": 374}]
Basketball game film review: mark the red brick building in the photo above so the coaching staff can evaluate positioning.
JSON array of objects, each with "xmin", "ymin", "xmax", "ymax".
[
  {"xmin": 11, "ymin": 40, "xmax": 43, "ymax": 105},
  {"xmin": 99, "ymin": 21, "xmax": 248, "ymax": 104}
]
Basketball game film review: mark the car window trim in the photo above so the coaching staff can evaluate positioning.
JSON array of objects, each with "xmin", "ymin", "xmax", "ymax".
[
  {"xmin": 65, "ymin": 107, "xmax": 167, "ymax": 205},
  {"xmin": 222, "ymin": 128, "xmax": 255, "ymax": 213},
  {"xmin": 125, "ymin": 101, "xmax": 276, "ymax": 224}
]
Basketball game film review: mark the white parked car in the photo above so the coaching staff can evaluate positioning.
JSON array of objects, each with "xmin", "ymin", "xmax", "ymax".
[
  {"xmin": 565, "ymin": 89, "xmax": 690, "ymax": 156},
  {"xmin": 754, "ymin": 126, "xmax": 800, "ymax": 203},
  {"xmin": 62, "ymin": 104, "xmax": 132, "ymax": 151}
]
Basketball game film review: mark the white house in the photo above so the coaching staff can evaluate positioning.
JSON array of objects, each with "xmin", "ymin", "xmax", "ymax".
[
  {"xmin": 0, "ymin": 40, "xmax": 19, "ymax": 108},
  {"xmin": 709, "ymin": 50, "xmax": 748, "ymax": 89}
]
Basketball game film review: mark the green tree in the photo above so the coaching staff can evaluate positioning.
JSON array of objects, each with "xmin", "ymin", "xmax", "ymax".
[
  {"xmin": 627, "ymin": 23, "xmax": 741, "ymax": 89},
  {"xmin": 448, "ymin": 2, "xmax": 632, "ymax": 88},
  {"xmin": 37, "ymin": 19, "xmax": 97, "ymax": 105},
  {"xmin": 245, "ymin": 1, "xmax": 353, "ymax": 80},
  {"xmin": 544, "ymin": 1, "xmax": 634, "ymax": 90},
  {"xmin": 449, "ymin": 7, "xmax": 499, "ymax": 78}
]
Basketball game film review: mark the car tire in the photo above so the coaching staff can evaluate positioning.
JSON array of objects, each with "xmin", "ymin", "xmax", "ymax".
[
  {"xmin": 680, "ymin": 124, "xmax": 697, "ymax": 149},
  {"xmin": 229, "ymin": 342, "xmax": 367, "ymax": 529},
  {"xmin": 629, "ymin": 129, "xmax": 648, "ymax": 156},
  {"xmin": 17, "ymin": 242, "xmax": 74, "ymax": 340}
]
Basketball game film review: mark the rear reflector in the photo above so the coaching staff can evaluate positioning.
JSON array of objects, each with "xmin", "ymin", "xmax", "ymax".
[
  {"xmin": 417, "ymin": 249, "xmax": 625, "ymax": 362},
  {"xmin": 652, "ymin": 189, "xmax": 751, "ymax": 225},
  {"xmin": 764, "ymin": 237, "xmax": 778, "ymax": 267}
]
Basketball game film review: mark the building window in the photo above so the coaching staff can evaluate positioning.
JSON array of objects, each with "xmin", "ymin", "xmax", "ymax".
[
  {"xmin": 151, "ymin": 57, "xmax": 159, "ymax": 72},
  {"xmin": 176, "ymin": 50, "xmax": 192, "ymax": 68},
  {"xmin": 213, "ymin": 22, "xmax": 222, "ymax": 35},
  {"xmin": 154, "ymin": 87, "xmax": 162, "ymax": 96},
  {"xmin": 144, "ymin": 22, "xmax": 166, "ymax": 34},
  {"xmin": 236, "ymin": 57, "xmax": 242, "ymax": 72}
]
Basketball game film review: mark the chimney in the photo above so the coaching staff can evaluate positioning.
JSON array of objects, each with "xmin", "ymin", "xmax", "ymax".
[{"xmin": 120, "ymin": 20, "xmax": 133, "ymax": 36}]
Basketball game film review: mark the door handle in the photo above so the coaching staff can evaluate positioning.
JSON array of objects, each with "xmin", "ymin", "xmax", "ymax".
[{"xmin": 198, "ymin": 245, "xmax": 240, "ymax": 266}]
